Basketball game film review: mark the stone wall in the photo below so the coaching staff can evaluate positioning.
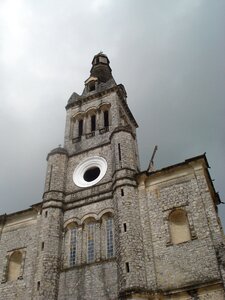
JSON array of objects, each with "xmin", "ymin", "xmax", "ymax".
[
  {"xmin": 0, "ymin": 210, "xmax": 39, "ymax": 300},
  {"xmin": 58, "ymin": 261, "xmax": 118, "ymax": 300},
  {"xmin": 140, "ymin": 159, "xmax": 224, "ymax": 293}
]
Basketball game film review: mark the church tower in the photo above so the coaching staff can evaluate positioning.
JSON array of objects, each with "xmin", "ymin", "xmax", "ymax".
[{"xmin": 38, "ymin": 52, "xmax": 150, "ymax": 299}]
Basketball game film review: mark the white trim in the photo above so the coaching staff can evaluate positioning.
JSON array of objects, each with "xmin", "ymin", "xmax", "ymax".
[{"xmin": 73, "ymin": 156, "xmax": 107, "ymax": 187}]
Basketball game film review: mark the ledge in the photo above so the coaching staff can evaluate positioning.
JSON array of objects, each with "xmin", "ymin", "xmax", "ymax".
[{"xmin": 61, "ymin": 257, "xmax": 116, "ymax": 272}]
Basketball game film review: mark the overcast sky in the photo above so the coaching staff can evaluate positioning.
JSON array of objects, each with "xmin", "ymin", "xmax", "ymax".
[{"xmin": 0, "ymin": 0, "xmax": 224, "ymax": 228}]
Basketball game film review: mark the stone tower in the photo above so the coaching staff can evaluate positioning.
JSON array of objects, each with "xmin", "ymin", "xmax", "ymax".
[
  {"xmin": 0, "ymin": 53, "xmax": 224, "ymax": 300},
  {"xmin": 39, "ymin": 52, "xmax": 148, "ymax": 299}
]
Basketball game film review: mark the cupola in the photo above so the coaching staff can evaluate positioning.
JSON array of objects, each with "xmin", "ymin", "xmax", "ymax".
[
  {"xmin": 90, "ymin": 52, "xmax": 112, "ymax": 83},
  {"xmin": 92, "ymin": 52, "xmax": 110, "ymax": 65}
]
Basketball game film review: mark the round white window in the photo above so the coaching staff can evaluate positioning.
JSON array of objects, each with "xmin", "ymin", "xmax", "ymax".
[{"xmin": 73, "ymin": 156, "xmax": 107, "ymax": 187}]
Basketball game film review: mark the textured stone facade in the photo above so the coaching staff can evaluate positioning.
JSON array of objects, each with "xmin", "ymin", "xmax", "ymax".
[{"xmin": 0, "ymin": 53, "xmax": 224, "ymax": 299}]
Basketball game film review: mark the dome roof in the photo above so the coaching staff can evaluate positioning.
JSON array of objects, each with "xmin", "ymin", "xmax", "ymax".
[
  {"xmin": 47, "ymin": 146, "xmax": 68, "ymax": 160},
  {"xmin": 91, "ymin": 52, "xmax": 110, "ymax": 65}
]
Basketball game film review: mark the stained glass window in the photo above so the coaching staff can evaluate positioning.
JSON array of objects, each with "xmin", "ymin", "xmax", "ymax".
[
  {"xmin": 106, "ymin": 218, "xmax": 114, "ymax": 258},
  {"xmin": 69, "ymin": 228, "xmax": 77, "ymax": 267},
  {"xmin": 87, "ymin": 223, "xmax": 95, "ymax": 263}
]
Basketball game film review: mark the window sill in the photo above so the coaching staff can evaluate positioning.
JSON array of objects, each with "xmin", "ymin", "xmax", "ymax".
[
  {"xmin": 99, "ymin": 127, "xmax": 109, "ymax": 134},
  {"xmin": 62, "ymin": 257, "xmax": 116, "ymax": 271},
  {"xmin": 86, "ymin": 132, "xmax": 95, "ymax": 139},
  {"xmin": 72, "ymin": 136, "xmax": 81, "ymax": 143},
  {"xmin": 166, "ymin": 237, "xmax": 197, "ymax": 247},
  {"xmin": 1, "ymin": 276, "xmax": 23, "ymax": 284}
]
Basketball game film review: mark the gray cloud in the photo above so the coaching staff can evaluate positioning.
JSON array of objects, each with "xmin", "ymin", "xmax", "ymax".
[{"xmin": 0, "ymin": 0, "xmax": 224, "ymax": 228}]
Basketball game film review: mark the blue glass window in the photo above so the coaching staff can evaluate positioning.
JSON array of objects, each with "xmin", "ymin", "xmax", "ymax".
[
  {"xmin": 106, "ymin": 218, "xmax": 114, "ymax": 258},
  {"xmin": 87, "ymin": 223, "xmax": 95, "ymax": 262},
  {"xmin": 69, "ymin": 228, "xmax": 77, "ymax": 267}
]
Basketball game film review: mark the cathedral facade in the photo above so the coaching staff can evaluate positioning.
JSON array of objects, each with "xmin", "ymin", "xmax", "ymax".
[{"xmin": 0, "ymin": 53, "xmax": 224, "ymax": 300}]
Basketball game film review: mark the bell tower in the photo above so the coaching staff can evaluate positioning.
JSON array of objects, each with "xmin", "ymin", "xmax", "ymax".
[
  {"xmin": 64, "ymin": 53, "xmax": 149, "ymax": 299},
  {"xmin": 39, "ymin": 53, "xmax": 150, "ymax": 299}
]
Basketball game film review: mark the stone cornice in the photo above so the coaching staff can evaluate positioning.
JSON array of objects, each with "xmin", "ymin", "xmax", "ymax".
[
  {"xmin": 68, "ymin": 142, "xmax": 111, "ymax": 158},
  {"xmin": 65, "ymin": 194, "xmax": 112, "ymax": 210},
  {"xmin": 65, "ymin": 84, "xmax": 138, "ymax": 127}
]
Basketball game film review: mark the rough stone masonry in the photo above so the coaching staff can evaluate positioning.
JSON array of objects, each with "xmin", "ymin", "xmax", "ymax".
[{"xmin": 0, "ymin": 53, "xmax": 224, "ymax": 300}]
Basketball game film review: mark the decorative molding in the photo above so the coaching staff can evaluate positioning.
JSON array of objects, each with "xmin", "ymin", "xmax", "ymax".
[{"xmin": 73, "ymin": 156, "xmax": 107, "ymax": 188}]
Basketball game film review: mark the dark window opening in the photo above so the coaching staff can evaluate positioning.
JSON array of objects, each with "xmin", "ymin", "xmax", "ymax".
[
  {"xmin": 91, "ymin": 115, "xmax": 96, "ymax": 132},
  {"xmin": 121, "ymin": 189, "xmax": 124, "ymax": 196},
  {"xmin": 126, "ymin": 262, "xmax": 130, "ymax": 273},
  {"xmin": 104, "ymin": 110, "xmax": 109, "ymax": 127},
  {"xmin": 37, "ymin": 281, "xmax": 40, "ymax": 291},
  {"xmin": 83, "ymin": 167, "xmax": 100, "ymax": 182},
  {"xmin": 123, "ymin": 223, "xmax": 127, "ymax": 232},
  {"xmin": 41, "ymin": 242, "xmax": 44, "ymax": 251},
  {"xmin": 89, "ymin": 82, "xmax": 95, "ymax": 92},
  {"xmin": 118, "ymin": 143, "xmax": 122, "ymax": 161},
  {"xmin": 45, "ymin": 211, "xmax": 48, "ymax": 218},
  {"xmin": 78, "ymin": 120, "xmax": 83, "ymax": 137}
]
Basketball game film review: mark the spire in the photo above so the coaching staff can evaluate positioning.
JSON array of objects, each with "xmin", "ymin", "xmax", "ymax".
[
  {"xmin": 67, "ymin": 53, "xmax": 117, "ymax": 107},
  {"xmin": 90, "ymin": 52, "xmax": 112, "ymax": 83}
]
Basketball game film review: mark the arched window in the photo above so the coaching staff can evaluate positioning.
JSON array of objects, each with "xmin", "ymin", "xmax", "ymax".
[
  {"xmin": 98, "ymin": 104, "xmax": 111, "ymax": 134},
  {"xmin": 65, "ymin": 223, "xmax": 78, "ymax": 267},
  {"xmin": 83, "ymin": 216, "xmax": 101, "ymax": 263},
  {"xmin": 78, "ymin": 119, "xmax": 83, "ymax": 137},
  {"xmin": 104, "ymin": 110, "xmax": 109, "ymax": 128},
  {"xmin": 8, "ymin": 251, "xmax": 22, "ymax": 281},
  {"xmin": 106, "ymin": 218, "xmax": 114, "ymax": 258},
  {"xmin": 70, "ymin": 227, "xmax": 77, "ymax": 267},
  {"xmin": 89, "ymin": 81, "xmax": 95, "ymax": 92},
  {"xmin": 169, "ymin": 209, "xmax": 191, "ymax": 245},
  {"xmin": 91, "ymin": 115, "xmax": 96, "ymax": 132},
  {"xmin": 87, "ymin": 222, "xmax": 95, "ymax": 263},
  {"xmin": 100, "ymin": 212, "xmax": 114, "ymax": 259}
]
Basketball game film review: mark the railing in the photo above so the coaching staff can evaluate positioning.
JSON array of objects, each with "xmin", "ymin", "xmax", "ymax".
[
  {"xmin": 86, "ymin": 132, "xmax": 95, "ymax": 139},
  {"xmin": 72, "ymin": 136, "xmax": 81, "ymax": 143},
  {"xmin": 99, "ymin": 126, "xmax": 109, "ymax": 134},
  {"xmin": 72, "ymin": 127, "xmax": 109, "ymax": 143}
]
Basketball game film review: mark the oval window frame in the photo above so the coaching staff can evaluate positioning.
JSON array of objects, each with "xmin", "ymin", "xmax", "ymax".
[{"xmin": 73, "ymin": 156, "xmax": 107, "ymax": 187}]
